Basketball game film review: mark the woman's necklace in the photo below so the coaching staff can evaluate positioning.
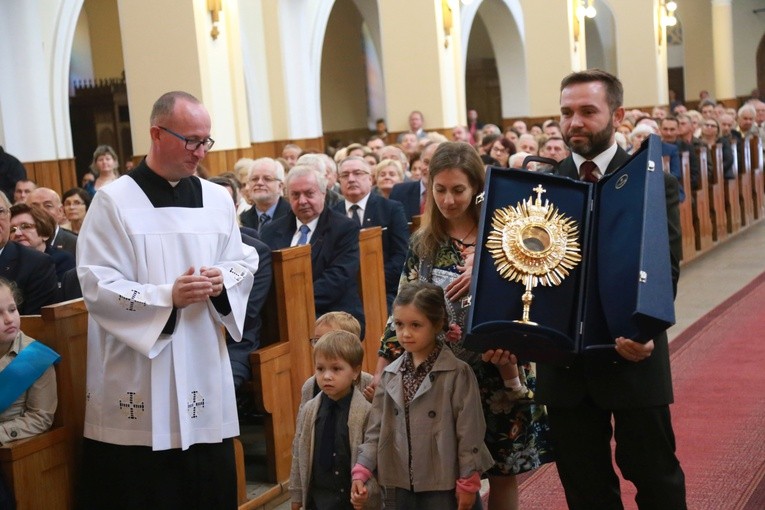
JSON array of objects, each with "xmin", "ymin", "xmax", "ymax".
[{"xmin": 450, "ymin": 223, "xmax": 477, "ymax": 249}]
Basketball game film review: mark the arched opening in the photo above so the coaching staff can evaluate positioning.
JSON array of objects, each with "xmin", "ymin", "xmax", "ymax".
[
  {"xmin": 462, "ymin": 0, "xmax": 527, "ymax": 127},
  {"xmin": 757, "ymin": 32, "xmax": 765, "ymax": 97},
  {"xmin": 667, "ymin": 19, "xmax": 686, "ymax": 105},
  {"xmin": 68, "ymin": 0, "xmax": 130, "ymax": 180},
  {"xmin": 584, "ymin": 0, "xmax": 616, "ymax": 75},
  {"xmin": 320, "ymin": 0, "xmax": 383, "ymax": 148}
]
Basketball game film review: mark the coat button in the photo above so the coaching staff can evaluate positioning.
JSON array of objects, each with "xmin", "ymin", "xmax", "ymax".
[
  {"xmin": 428, "ymin": 411, "xmax": 436, "ymax": 418},
  {"xmin": 429, "ymin": 373, "xmax": 435, "ymax": 381},
  {"xmin": 472, "ymin": 447, "xmax": 479, "ymax": 453},
  {"xmin": 9, "ymin": 430, "xmax": 17, "ymax": 438}
]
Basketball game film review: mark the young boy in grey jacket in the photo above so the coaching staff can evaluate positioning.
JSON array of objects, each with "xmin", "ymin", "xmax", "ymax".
[{"xmin": 289, "ymin": 330, "xmax": 380, "ymax": 510}]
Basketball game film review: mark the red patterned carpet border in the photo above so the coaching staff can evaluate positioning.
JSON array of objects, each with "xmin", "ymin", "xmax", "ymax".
[{"xmin": 518, "ymin": 271, "xmax": 765, "ymax": 509}]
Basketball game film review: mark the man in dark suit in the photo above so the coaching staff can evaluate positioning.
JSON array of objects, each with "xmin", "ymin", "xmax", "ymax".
[
  {"xmin": 209, "ymin": 175, "xmax": 274, "ymax": 391},
  {"xmin": 239, "ymin": 158, "xmax": 291, "ymax": 231},
  {"xmin": 260, "ymin": 164, "xmax": 365, "ymax": 333},
  {"xmin": 662, "ymin": 116, "xmax": 701, "ymax": 192},
  {"xmin": 0, "ymin": 193, "xmax": 58, "ymax": 314},
  {"xmin": 27, "ymin": 187, "xmax": 77, "ymax": 256},
  {"xmin": 539, "ymin": 69, "xmax": 686, "ymax": 509},
  {"xmin": 389, "ymin": 141, "xmax": 440, "ymax": 221},
  {"xmin": 333, "ymin": 156, "xmax": 408, "ymax": 310}
]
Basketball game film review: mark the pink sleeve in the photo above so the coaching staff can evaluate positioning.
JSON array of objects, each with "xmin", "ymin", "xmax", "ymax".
[
  {"xmin": 455, "ymin": 471, "xmax": 482, "ymax": 495},
  {"xmin": 352, "ymin": 463, "xmax": 373, "ymax": 483}
]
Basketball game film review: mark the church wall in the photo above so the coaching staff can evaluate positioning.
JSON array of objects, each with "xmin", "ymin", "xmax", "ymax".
[
  {"xmin": 731, "ymin": 0, "xmax": 765, "ymax": 96},
  {"xmin": 681, "ymin": 2, "xmax": 715, "ymax": 101},
  {"xmin": 83, "ymin": 0, "xmax": 124, "ymax": 80},
  {"xmin": 320, "ymin": 0, "xmax": 368, "ymax": 133}
]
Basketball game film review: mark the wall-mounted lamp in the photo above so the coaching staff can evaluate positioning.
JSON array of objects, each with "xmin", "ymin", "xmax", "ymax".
[
  {"xmin": 572, "ymin": 0, "xmax": 596, "ymax": 43},
  {"xmin": 658, "ymin": 0, "xmax": 679, "ymax": 45},
  {"xmin": 208, "ymin": 0, "xmax": 222, "ymax": 41},
  {"xmin": 661, "ymin": 0, "xmax": 678, "ymax": 27},
  {"xmin": 442, "ymin": 0, "xmax": 453, "ymax": 48},
  {"xmin": 578, "ymin": 0, "xmax": 597, "ymax": 20}
]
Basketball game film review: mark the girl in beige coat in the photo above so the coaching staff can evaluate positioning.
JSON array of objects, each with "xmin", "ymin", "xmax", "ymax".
[{"xmin": 352, "ymin": 282, "xmax": 494, "ymax": 510}]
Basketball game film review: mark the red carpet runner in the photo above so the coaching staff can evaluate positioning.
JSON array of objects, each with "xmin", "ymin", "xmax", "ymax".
[{"xmin": 518, "ymin": 271, "xmax": 765, "ymax": 509}]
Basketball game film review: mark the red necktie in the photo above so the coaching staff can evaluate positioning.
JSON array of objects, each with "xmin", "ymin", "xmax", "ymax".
[{"xmin": 580, "ymin": 160, "xmax": 599, "ymax": 183}]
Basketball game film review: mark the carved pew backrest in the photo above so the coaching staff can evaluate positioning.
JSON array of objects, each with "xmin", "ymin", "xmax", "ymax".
[{"xmin": 357, "ymin": 227, "xmax": 388, "ymax": 375}]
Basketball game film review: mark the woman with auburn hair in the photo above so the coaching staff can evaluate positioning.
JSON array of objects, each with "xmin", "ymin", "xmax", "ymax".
[
  {"xmin": 10, "ymin": 203, "xmax": 75, "ymax": 283},
  {"xmin": 367, "ymin": 142, "xmax": 553, "ymax": 510}
]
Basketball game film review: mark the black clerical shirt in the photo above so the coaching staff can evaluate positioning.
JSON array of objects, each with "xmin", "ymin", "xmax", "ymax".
[{"xmin": 129, "ymin": 160, "xmax": 231, "ymax": 331}]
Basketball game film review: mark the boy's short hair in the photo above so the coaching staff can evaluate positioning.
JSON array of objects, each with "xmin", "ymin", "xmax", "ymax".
[
  {"xmin": 313, "ymin": 331, "xmax": 364, "ymax": 368},
  {"xmin": 315, "ymin": 311, "xmax": 362, "ymax": 338}
]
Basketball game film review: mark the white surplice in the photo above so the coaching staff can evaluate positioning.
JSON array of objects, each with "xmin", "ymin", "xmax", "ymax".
[{"xmin": 77, "ymin": 176, "xmax": 258, "ymax": 451}]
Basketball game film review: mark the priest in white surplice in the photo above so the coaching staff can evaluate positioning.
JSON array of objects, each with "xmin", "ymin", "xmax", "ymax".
[{"xmin": 77, "ymin": 91, "xmax": 258, "ymax": 510}]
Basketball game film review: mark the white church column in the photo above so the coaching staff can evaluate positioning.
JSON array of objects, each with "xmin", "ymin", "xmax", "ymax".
[{"xmin": 711, "ymin": 0, "xmax": 736, "ymax": 103}]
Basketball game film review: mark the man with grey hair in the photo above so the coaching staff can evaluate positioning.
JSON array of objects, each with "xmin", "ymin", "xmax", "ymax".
[
  {"xmin": 239, "ymin": 157, "xmax": 289, "ymax": 231},
  {"xmin": 260, "ymin": 164, "xmax": 365, "ymax": 333},
  {"xmin": 333, "ymin": 156, "xmax": 408, "ymax": 310},
  {"xmin": 27, "ymin": 186, "xmax": 78, "ymax": 255},
  {"xmin": 736, "ymin": 103, "xmax": 758, "ymax": 137},
  {"xmin": 296, "ymin": 153, "xmax": 343, "ymax": 207}
]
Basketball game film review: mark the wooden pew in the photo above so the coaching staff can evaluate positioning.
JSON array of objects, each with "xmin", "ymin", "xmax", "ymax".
[
  {"xmin": 691, "ymin": 148, "xmax": 714, "ymax": 253},
  {"xmin": 247, "ymin": 245, "xmax": 314, "ymax": 488},
  {"xmin": 0, "ymin": 300, "xmax": 88, "ymax": 510},
  {"xmin": 409, "ymin": 214, "xmax": 422, "ymax": 235},
  {"xmin": 674, "ymin": 153, "xmax": 696, "ymax": 262},
  {"xmin": 358, "ymin": 227, "xmax": 389, "ymax": 375},
  {"xmin": 749, "ymin": 136, "xmax": 764, "ymax": 219},
  {"xmin": 732, "ymin": 143, "xmax": 754, "ymax": 227},
  {"xmin": 706, "ymin": 146, "xmax": 728, "ymax": 242},
  {"xmin": 712, "ymin": 143, "xmax": 741, "ymax": 234}
]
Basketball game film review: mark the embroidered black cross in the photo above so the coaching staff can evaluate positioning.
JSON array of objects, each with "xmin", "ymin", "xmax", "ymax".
[
  {"xmin": 119, "ymin": 392, "xmax": 145, "ymax": 420},
  {"xmin": 187, "ymin": 391, "xmax": 205, "ymax": 418},
  {"xmin": 117, "ymin": 289, "xmax": 145, "ymax": 312}
]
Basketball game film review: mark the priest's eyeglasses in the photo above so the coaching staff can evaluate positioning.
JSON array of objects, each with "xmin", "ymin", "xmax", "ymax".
[{"xmin": 157, "ymin": 126, "xmax": 215, "ymax": 152}]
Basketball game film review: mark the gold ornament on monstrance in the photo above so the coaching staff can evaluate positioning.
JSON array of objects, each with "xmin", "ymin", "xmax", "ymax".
[{"xmin": 486, "ymin": 184, "xmax": 582, "ymax": 325}]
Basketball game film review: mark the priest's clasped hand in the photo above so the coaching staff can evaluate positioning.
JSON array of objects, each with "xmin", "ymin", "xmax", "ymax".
[
  {"xmin": 172, "ymin": 266, "xmax": 224, "ymax": 308},
  {"xmin": 614, "ymin": 337, "xmax": 654, "ymax": 362}
]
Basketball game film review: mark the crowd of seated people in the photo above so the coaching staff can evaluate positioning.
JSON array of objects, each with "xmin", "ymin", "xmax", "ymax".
[{"xmin": 0, "ymin": 90, "xmax": 764, "ymax": 508}]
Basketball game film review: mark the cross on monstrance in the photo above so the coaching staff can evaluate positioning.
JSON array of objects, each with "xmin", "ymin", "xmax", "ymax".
[{"xmin": 533, "ymin": 184, "xmax": 546, "ymax": 205}]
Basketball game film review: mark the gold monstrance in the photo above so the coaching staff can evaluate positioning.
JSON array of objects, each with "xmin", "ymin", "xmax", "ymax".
[{"xmin": 486, "ymin": 184, "xmax": 582, "ymax": 325}]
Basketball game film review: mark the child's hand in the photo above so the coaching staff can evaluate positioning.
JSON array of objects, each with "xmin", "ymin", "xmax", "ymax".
[
  {"xmin": 290, "ymin": 502, "xmax": 302, "ymax": 510},
  {"xmin": 456, "ymin": 490, "xmax": 476, "ymax": 510},
  {"xmin": 362, "ymin": 383, "xmax": 375, "ymax": 403},
  {"xmin": 351, "ymin": 480, "xmax": 369, "ymax": 509}
]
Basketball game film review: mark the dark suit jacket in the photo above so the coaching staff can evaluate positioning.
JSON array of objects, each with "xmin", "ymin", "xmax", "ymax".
[
  {"xmin": 260, "ymin": 208, "xmax": 365, "ymax": 332},
  {"xmin": 226, "ymin": 230, "xmax": 272, "ymax": 390},
  {"xmin": 537, "ymin": 147, "xmax": 682, "ymax": 409},
  {"xmin": 333, "ymin": 193, "xmax": 408, "ymax": 310},
  {"xmin": 675, "ymin": 139, "xmax": 700, "ymax": 191},
  {"xmin": 45, "ymin": 245, "xmax": 76, "ymax": 283},
  {"xmin": 49, "ymin": 227, "xmax": 78, "ymax": 257},
  {"xmin": 0, "ymin": 241, "xmax": 58, "ymax": 315},
  {"xmin": 662, "ymin": 141, "xmax": 684, "ymax": 202},
  {"xmin": 239, "ymin": 196, "xmax": 291, "ymax": 230},
  {"xmin": 388, "ymin": 180, "xmax": 422, "ymax": 221}
]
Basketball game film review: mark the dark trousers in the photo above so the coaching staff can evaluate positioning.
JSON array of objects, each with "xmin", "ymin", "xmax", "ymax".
[
  {"xmin": 547, "ymin": 397, "xmax": 686, "ymax": 510},
  {"xmin": 78, "ymin": 437, "xmax": 237, "ymax": 510}
]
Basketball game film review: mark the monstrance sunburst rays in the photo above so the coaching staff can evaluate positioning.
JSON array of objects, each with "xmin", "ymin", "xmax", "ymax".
[{"xmin": 486, "ymin": 184, "xmax": 582, "ymax": 324}]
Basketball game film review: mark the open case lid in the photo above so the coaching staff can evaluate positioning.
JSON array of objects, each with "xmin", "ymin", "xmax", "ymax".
[
  {"xmin": 465, "ymin": 136, "xmax": 676, "ymax": 363},
  {"xmin": 586, "ymin": 135, "xmax": 676, "ymax": 347}
]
